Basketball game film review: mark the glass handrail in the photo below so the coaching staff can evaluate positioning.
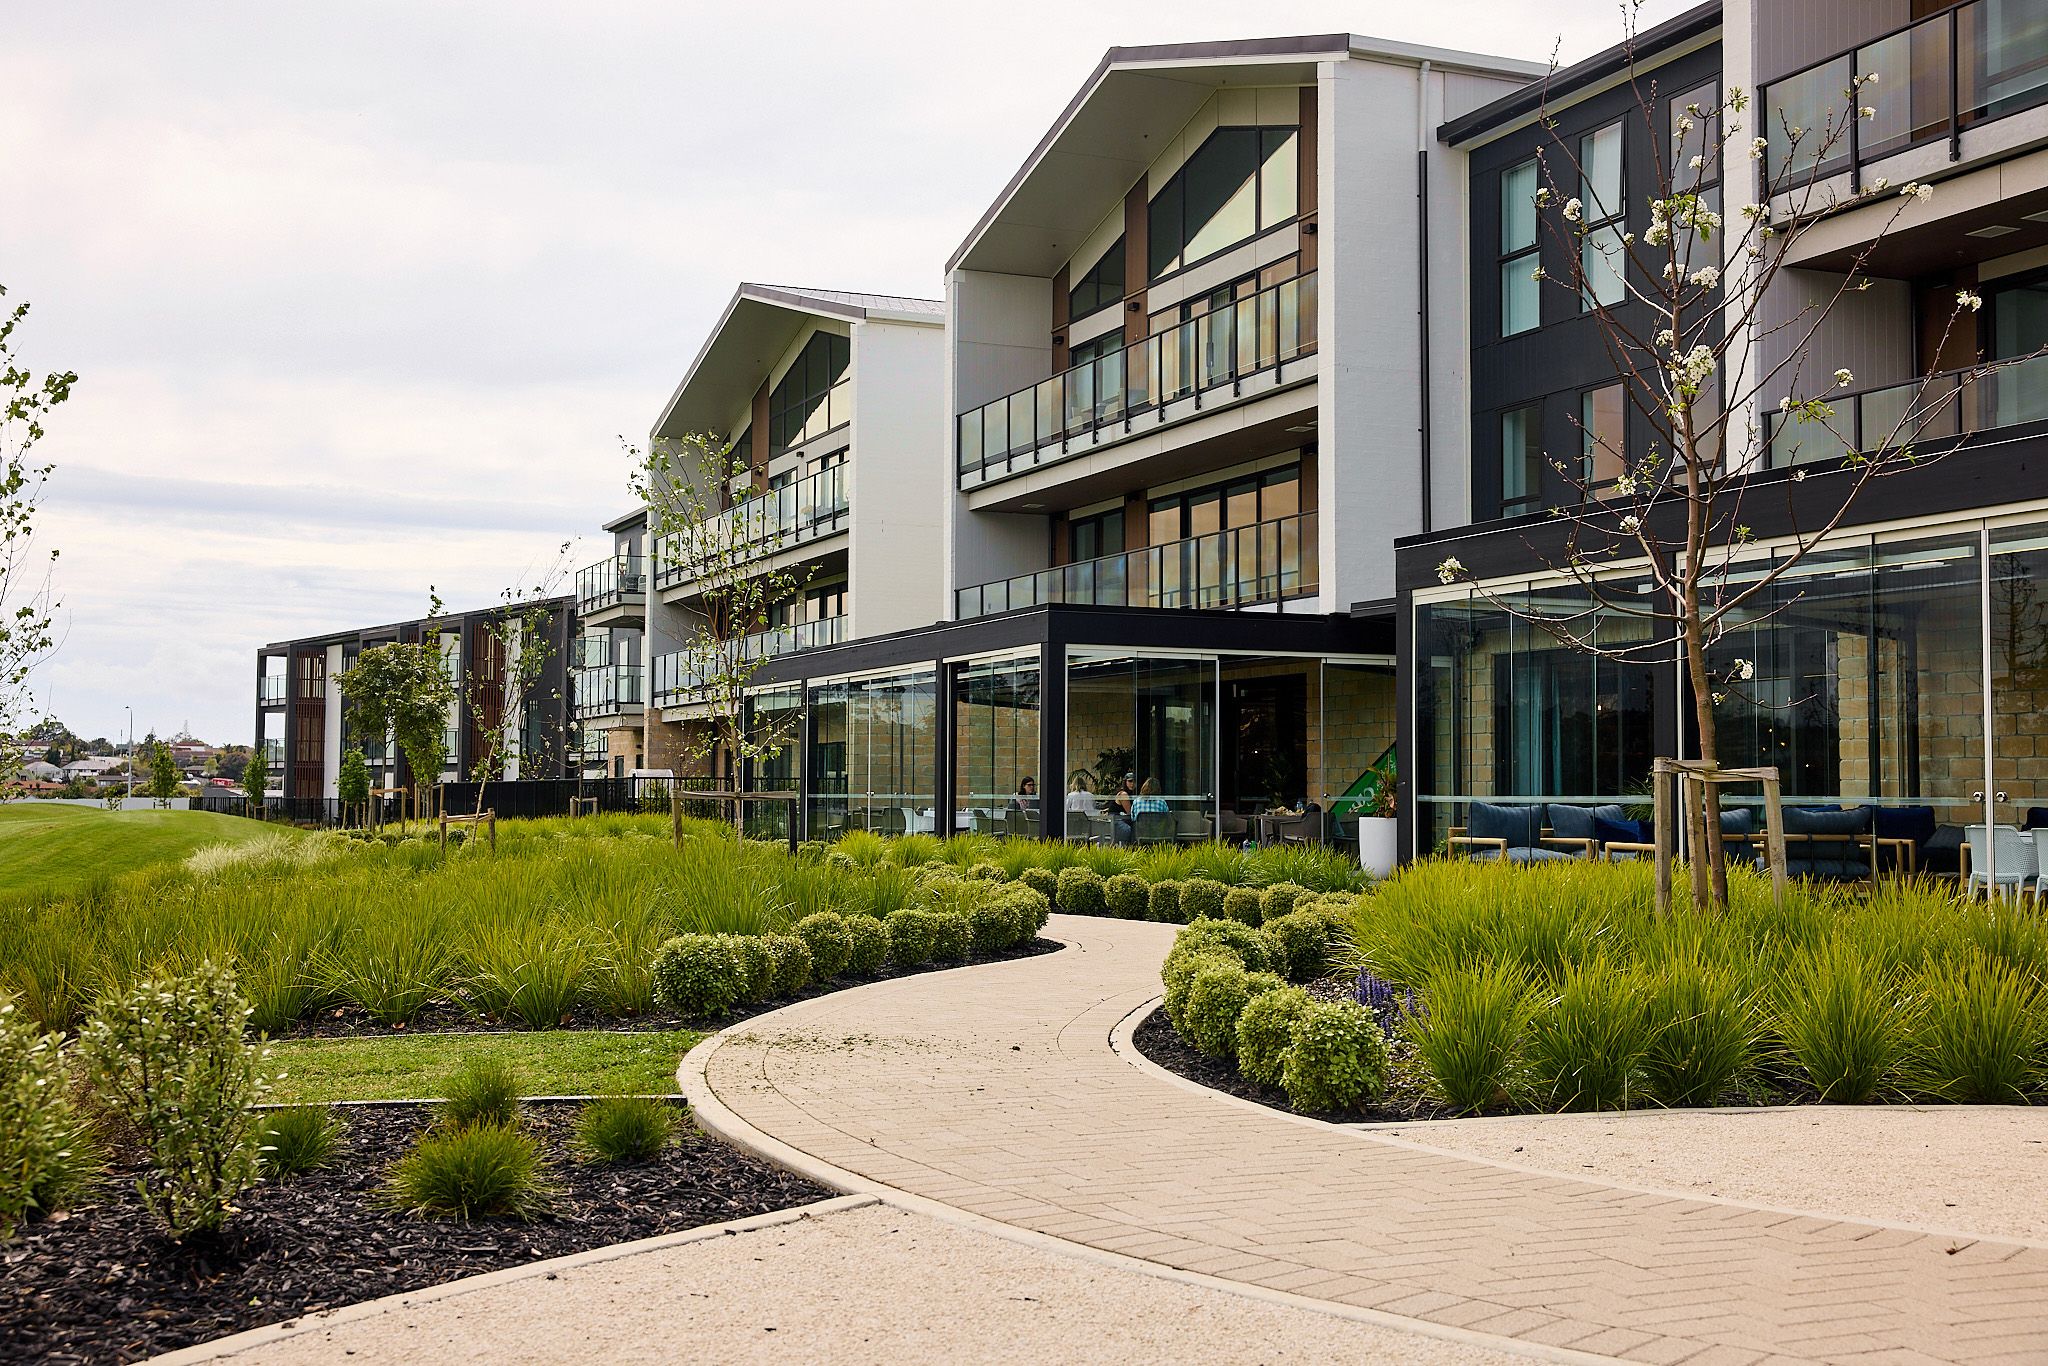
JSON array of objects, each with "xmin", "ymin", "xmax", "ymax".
[
  {"xmin": 955, "ymin": 511, "xmax": 1318, "ymax": 618},
  {"xmin": 573, "ymin": 664, "xmax": 645, "ymax": 717},
  {"xmin": 574, "ymin": 555, "xmax": 647, "ymax": 611},
  {"xmin": 955, "ymin": 271, "xmax": 1318, "ymax": 484},
  {"xmin": 1763, "ymin": 351, "xmax": 2048, "ymax": 467},
  {"xmin": 651, "ymin": 616, "xmax": 849, "ymax": 702},
  {"xmin": 654, "ymin": 464, "xmax": 849, "ymax": 590}
]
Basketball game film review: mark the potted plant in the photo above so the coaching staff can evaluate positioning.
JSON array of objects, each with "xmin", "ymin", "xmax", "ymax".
[{"xmin": 1357, "ymin": 771, "xmax": 1398, "ymax": 877}]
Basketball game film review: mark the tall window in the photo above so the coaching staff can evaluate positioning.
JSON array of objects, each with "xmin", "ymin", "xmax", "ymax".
[
  {"xmin": 1582, "ymin": 384, "xmax": 1626, "ymax": 484},
  {"xmin": 1148, "ymin": 126, "xmax": 1298, "ymax": 279},
  {"xmin": 1579, "ymin": 121, "xmax": 1626, "ymax": 310},
  {"xmin": 1499, "ymin": 159, "xmax": 1540, "ymax": 336},
  {"xmin": 1069, "ymin": 237, "xmax": 1125, "ymax": 319},
  {"xmin": 1068, "ymin": 508, "xmax": 1125, "ymax": 562},
  {"xmin": 769, "ymin": 331, "xmax": 851, "ymax": 452},
  {"xmin": 1501, "ymin": 403, "xmax": 1544, "ymax": 513}
]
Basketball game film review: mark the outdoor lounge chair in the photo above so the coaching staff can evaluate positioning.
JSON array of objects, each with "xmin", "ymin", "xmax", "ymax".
[{"xmin": 1448, "ymin": 802, "xmax": 1578, "ymax": 863}]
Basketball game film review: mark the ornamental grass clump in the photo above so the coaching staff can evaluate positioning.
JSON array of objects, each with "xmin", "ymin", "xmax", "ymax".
[
  {"xmin": 0, "ymin": 1003, "xmax": 93, "ymax": 1237},
  {"xmin": 1406, "ymin": 965, "xmax": 1532, "ymax": 1115},
  {"xmin": 1523, "ymin": 959, "xmax": 1654, "ymax": 1112},
  {"xmin": 1909, "ymin": 952, "xmax": 2046, "ymax": 1103},
  {"xmin": 1282, "ymin": 1000, "xmax": 1390, "ymax": 1113},
  {"xmin": 320, "ymin": 912, "xmax": 456, "ymax": 1027},
  {"xmin": 1236, "ymin": 986, "xmax": 1313, "ymax": 1088},
  {"xmin": 386, "ymin": 1122, "xmax": 553, "ymax": 1221},
  {"xmin": 650, "ymin": 934, "xmax": 746, "ymax": 1020},
  {"xmin": 77, "ymin": 962, "xmax": 269, "ymax": 1239},
  {"xmin": 574, "ymin": 1095, "xmax": 677, "ymax": 1163},
  {"xmin": 792, "ymin": 912, "xmax": 854, "ymax": 980},
  {"xmin": 844, "ymin": 914, "xmax": 889, "ymax": 977},
  {"xmin": 1146, "ymin": 880, "xmax": 1184, "ymax": 923},
  {"xmin": 1639, "ymin": 955, "xmax": 1759, "ymax": 1107},
  {"xmin": 459, "ymin": 914, "xmax": 596, "ymax": 1027},
  {"xmin": 1776, "ymin": 941, "xmax": 1909, "ymax": 1104},
  {"xmin": 1054, "ymin": 867, "xmax": 1106, "ymax": 917},
  {"xmin": 441, "ymin": 1057, "xmax": 522, "ymax": 1129},
  {"xmin": 1104, "ymin": 873, "xmax": 1149, "ymax": 920},
  {"xmin": 258, "ymin": 1105, "xmax": 345, "ymax": 1178}
]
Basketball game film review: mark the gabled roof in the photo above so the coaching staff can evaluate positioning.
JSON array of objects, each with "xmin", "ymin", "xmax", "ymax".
[
  {"xmin": 652, "ymin": 282, "xmax": 942, "ymax": 441},
  {"xmin": 948, "ymin": 34, "xmax": 1545, "ymax": 278}
]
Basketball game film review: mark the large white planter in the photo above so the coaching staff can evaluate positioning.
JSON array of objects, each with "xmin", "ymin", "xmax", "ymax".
[{"xmin": 1358, "ymin": 816, "xmax": 1398, "ymax": 877}]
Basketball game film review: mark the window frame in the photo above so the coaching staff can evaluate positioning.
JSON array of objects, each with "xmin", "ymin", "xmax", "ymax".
[
  {"xmin": 1498, "ymin": 158, "xmax": 1542, "ymax": 338},
  {"xmin": 1580, "ymin": 383, "xmax": 1627, "ymax": 487},
  {"xmin": 1146, "ymin": 124, "xmax": 1302, "ymax": 282},
  {"xmin": 1577, "ymin": 120, "xmax": 1627, "ymax": 313},
  {"xmin": 1069, "ymin": 236, "xmax": 1126, "ymax": 321},
  {"xmin": 1500, "ymin": 401, "xmax": 1545, "ymax": 515}
]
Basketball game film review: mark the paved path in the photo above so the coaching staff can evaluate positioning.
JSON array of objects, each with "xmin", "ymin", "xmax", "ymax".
[{"xmin": 688, "ymin": 914, "xmax": 2048, "ymax": 1365}]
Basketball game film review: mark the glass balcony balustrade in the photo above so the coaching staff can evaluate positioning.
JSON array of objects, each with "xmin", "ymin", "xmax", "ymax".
[
  {"xmin": 651, "ymin": 616, "xmax": 848, "ymax": 705},
  {"xmin": 1764, "ymin": 351, "xmax": 2048, "ymax": 466},
  {"xmin": 573, "ymin": 664, "xmax": 646, "ymax": 720},
  {"xmin": 575, "ymin": 555, "xmax": 647, "ymax": 613},
  {"xmin": 654, "ymin": 464, "xmax": 849, "ymax": 592}
]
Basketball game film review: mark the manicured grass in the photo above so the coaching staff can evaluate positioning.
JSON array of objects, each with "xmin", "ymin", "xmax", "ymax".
[
  {"xmin": 264, "ymin": 1029, "xmax": 703, "ymax": 1104},
  {"xmin": 0, "ymin": 804, "xmax": 295, "ymax": 895}
]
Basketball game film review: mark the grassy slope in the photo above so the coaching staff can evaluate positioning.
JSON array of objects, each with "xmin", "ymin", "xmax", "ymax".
[
  {"xmin": 265, "ymin": 1029, "xmax": 703, "ymax": 1105},
  {"xmin": 0, "ymin": 804, "xmax": 294, "ymax": 895}
]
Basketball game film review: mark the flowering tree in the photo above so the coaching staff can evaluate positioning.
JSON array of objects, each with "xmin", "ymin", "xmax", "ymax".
[
  {"xmin": 1435, "ymin": 7, "xmax": 2023, "ymax": 907},
  {"xmin": 454, "ymin": 554, "xmax": 571, "ymax": 809},
  {"xmin": 628, "ymin": 433, "xmax": 813, "ymax": 814},
  {"xmin": 0, "ymin": 286, "xmax": 70, "ymax": 784}
]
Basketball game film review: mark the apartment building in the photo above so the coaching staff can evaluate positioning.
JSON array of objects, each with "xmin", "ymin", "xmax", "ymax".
[
  {"xmin": 573, "ymin": 509, "xmax": 649, "ymax": 778},
  {"xmin": 254, "ymin": 598, "xmax": 575, "ymax": 801},
  {"xmin": 1396, "ymin": 0, "xmax": 2048, "ymax": 862},
  {"xmin": 629, "ymin": 283, "xmax": 950, "ymax": 782},
  {"xmin": 718, "ymin": 37, "xmax": 1541, "ymax": 841}
]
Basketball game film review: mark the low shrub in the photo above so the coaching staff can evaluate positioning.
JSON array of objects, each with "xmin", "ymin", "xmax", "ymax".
[
  {"xmin": 1236, "ymin": 986, "xmax": 1313, "ymax": 1088},
  {"xmin": 1282, "ymin": 1000, "xmax": 1390, "ymax": 1113},
  {"xmin": 386, "ymin": 1121, "xmax": 553, "ymax": 1220},
  {"xmin": 442, "ymin": 1057, "xmax": 522, "ymax": 1129},
  {"xmin": 0, "ymin": 1004, "xmax": 89, "ymax": 1236},
  {"xmin": 844, "ymin": 914, "xmax": 889, "ymax": 977},
  {"xmin": 996, "ymin": 884, "xmax": 1051, "ymax": 939},
  {"xmin": 1523, "ymin": 959, "xmax": 1654, "ymax": 1112},
  {"xmin": 725, "ymin": 934, "xmax": 776, "ymax": 1003},
  {"xmin": 884, "ymin": 909, "xmax": 942, "ymax": 967},
  {"xmin": 1406, "ymin": 965, "xmax": 1532, "ymax": 1115},
  {"xmin": 1055, "ymin": 867, "xmax": 1106, "ymax": 916},
  {"xmin": 1177, "ymin": 878, "xmax": 1226, "ymax": 923},
  {"xmin": 1104, "ymin": 873, "xmax": 1149, "ymax": 919},
  {"xmin": 967, "ymin": 861, "xmax": 1006, "ymax": 882},
  {"xmin": 1910, "ymin": 952, "xmax": 2045, "ymax": 1103},
  {"xmin": 1221, "ymin": 886, "xmax": 1263, "ymax": 927},
  {"xmin": 931, "ymin": 910, "xmax": 973, "ymax": 963},
  {"xmin": 1168, "ymin": 918, "xmax": 1271, "ymax": 975},
  {"xmin": 77, "ymin": 962, "xmax": 269, "ymax": 1239},
  {"xmin": 1259, "ymin": 882, "xmax": 1309, "ymax": 924},
  {"xmin": 1162, "ymin": 951, "xmax": 1237, "ymax": 1034},
  {"xmin": 575, "ymin": 1095, "xmax": 677, "ymax": 1163},
  {"xmin": 650, "ymin": 934, "xmax": 746, "ymax": 1020},
  {"xmin": 1184, "ymin": 962, "xmax": 1285, "ymax": 1060},
  {"xmin": 1147, "ymin": 880, "xmax": 1184, "ymax": 923},
  {"xmin": 1017, "ymin": 867, "xmax": 1059, "ymax": 903},
  {"xmin": 1777, "ymin": 942, "xmax": 1907, "ymax": 1104},
  {"xmin": 1639, "ymin": 956, "xmax": 1758, "ymax": 1107},
  {"xmin": 793, "ymin": 913, "xmax": 854, "ymax": 980},
  {"xmin": 762, "ymin": 935, "xmax": 814, "ymax": 997},
  {"xmin": 258, "ymin": 1105, "xmax": 345, "ymax": 1178},
  {"xmin": 966, "ymin": 898, "xmax": 1021, "ymax": 957},
  {"xmin": 1261, "ymin": 911, "xmax": 1334, "ymax": 984},
  {"xmin": 795, "ymin": 840, "xmax": 828, "ymax": 863}
]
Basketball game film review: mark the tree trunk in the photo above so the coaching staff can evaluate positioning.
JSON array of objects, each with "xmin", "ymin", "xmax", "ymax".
[{"xmin": 1680, "ymin": 593, "xmax": 1730, "ymax": 908}]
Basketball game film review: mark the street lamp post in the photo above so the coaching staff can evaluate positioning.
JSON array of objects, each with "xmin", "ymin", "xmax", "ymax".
[{"xmin": 125, "ymin": 706, "xmax": 133, "ymax": 800}]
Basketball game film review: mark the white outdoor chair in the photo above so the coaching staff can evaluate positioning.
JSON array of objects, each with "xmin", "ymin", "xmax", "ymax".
[{"xmin": 1963, "ymin": 825, "xmax": 2040, "ymax": 903}]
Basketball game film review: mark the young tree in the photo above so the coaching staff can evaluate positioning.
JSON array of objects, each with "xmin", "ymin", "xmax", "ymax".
[
  {"xmin": 337, "ymin": 637, "xmax": 456, "ymax": 824},
  {"xmin": 146, "ymin": 742, "xmax": 180, "ymax": 809},
  {"xmin": 242, "ymin": 744, "xmax": 269, "ymax": 817},
  {"xmin": 628, "ymin": 433, "xmax": 814, "ymax": 821},
  {"xmin": 0, "ymin": 286, "xmax": 71, "ymax": 785},
  {"xmin": 336, "ymin": 747, "xmax": 370, "ymax": 827},
  {"xmin": 1434, "ymin": 9, "xmax": 2027, "ymax": 908},
  {"xmin": 456, "ymin": 553, "xmax": 571, "ymax": 808}
]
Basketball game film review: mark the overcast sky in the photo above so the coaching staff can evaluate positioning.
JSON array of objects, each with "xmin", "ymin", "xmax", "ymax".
[{"xmin": 1, "ymin": 0, "xmax": 1688, "ymax": 745}]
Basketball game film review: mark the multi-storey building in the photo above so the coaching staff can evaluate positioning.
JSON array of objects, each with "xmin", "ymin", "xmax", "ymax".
[
  {"xmin": 1397, "ymin": 0, "xmax": 2048, "ymax": 862},
  {"xmin": 573, "ymin": 509, "xmax": 649, "ymax": 778},
  {"xmin": 254, "ymin": 598, "xmax": 575, "ymax": 801}
]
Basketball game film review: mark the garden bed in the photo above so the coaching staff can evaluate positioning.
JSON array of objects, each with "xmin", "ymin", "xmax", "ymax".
[{"xmin": 0, "ymin": 1102, "xmax": 831, "ymax": 1366}]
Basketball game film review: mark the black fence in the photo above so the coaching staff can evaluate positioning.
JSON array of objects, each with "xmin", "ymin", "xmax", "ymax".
[{"xmin": 215, "ymin": 776, "xmax": 795, "ymax": 836}]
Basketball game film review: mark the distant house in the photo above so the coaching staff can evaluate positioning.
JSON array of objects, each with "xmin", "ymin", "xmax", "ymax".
[
  {"xmin": 22, "ymin": 760, "xmax": 61, "ymax": 782},
  {"xmin": 61, "ymin": 756, "xmax": 125, "ymax": 782}
]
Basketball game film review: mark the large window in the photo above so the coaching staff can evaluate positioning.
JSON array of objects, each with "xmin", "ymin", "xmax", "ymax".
[
  {"xmin": 805, "ymin": 667, "xmax": 937, "ymax": 839},
  {"xmin": 1068, "ymin": 507, "xmax": 1125, "ymax": 562},
  {"xmin": 1501, "ymin": 403, "xmax": 1543, "ymax": 513},
  {"xmin": 1582, "ymin": 384, "xmax": 1626, "ymax": 485},
  {"xmin": 769, "ymin": 331, "xmax": 851, "ymax": 453},
  {"xmin": 1579, "ymin": 121, "xmax": 1626, "ymax": 310},
  {"xmin": 1148, "ymin": 126, "xmax": 1298, "ymax": 279},
  {"xmin": 1499, "ymin": 159, "xmax": 1541, "ymax": 336},
  {"xmin": 955, "ymin": 656, "xmax": 1042, "ymax": 837},
  {"xmin": 1069, "ymin": 237, "xmax": 1125, "ymax": 319},
  {"xmin": 1065, "ymin": 653, "xmax": 1216, "ymax": 841}
]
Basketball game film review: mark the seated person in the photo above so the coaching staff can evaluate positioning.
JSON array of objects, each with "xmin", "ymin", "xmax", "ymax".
[
  {"xmin": 1009, "ymin": 776, "xmax": 1038, "ymax": 814},
  {"xmin": 1064, "ymin": 772, "xmax": 1100, "ymax": 816},
  {"xmin": 1133, "ymin": 778, "xmax": 1169, "ymax": 814}
]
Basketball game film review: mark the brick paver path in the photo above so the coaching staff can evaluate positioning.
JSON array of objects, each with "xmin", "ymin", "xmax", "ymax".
[{"xmin": 693, "ymin": 915, "xmax": 2048, "ymax": 1364}]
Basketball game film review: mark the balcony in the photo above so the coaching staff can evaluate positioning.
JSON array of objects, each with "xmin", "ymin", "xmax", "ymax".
[
  {"xmin": 651, "ymin": 616, "xmax": 848, "ymax": 706},
  {"xmin": 258, "ymin": 675, "xmax": 287, "ymax": 706},
  {"xmin": 956, "ymin": 271, "xmax": 1317, "ymax": 490},
  {"xmin": 1762, "ymin": 0, "xmax": 2048, "ymax": 190},
  {"xmin": 955, "ymin": 512, "xmax": 1318, "ymax": 618},
  {"xmin": 574, "ymin": 664, "xmax": 645, "ymax": 721},
  {"xmin": 575, "ymin": 555, "xmax": 646, "ymax": 616},
  {"xmin": 654, "ymin": 464, "xmax": 849, "ymax": 593},
  {"xmin": 1764, "ymin": 351, "xmax": 2048, "ymax": 465}
]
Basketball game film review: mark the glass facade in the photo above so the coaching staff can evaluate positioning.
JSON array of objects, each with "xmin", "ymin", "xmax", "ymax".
[
  {"xmin": 805, "ymin": 667, "xmax": 938, "ymax": 838},
  {"xmin": 1411, "ymin": 513, "xmax": 2048, "ymax": 856},
  {"xmin": 953, "ymin": 655, "xmax": 1042, "ymax": 837}
]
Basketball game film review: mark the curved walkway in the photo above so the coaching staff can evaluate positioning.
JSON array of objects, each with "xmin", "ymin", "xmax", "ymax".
[{"xmin": 688, "ymin": 914, "xmax": 2048, "ymax": 1365}]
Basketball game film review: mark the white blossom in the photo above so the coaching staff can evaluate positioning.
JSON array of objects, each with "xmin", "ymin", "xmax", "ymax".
[
  {"xmin": 1778, "ymin": 396, "xmax": 1795, "ymax": 412},
  {"xmin": 1734, "ymin": 658, "xmax": 1756, "ymax": 681},
  {"xmin": 1865, "ymin": 71, "xmax": 1880, "ymax": 84},
  {"xmin": 1690, "ymin": 266, "xmax": 1720, "ymax": 289},
  {"xmin": 1958, "ymin": 289, "xmax": 1984, "ymax": 312},
  {"xmin": 1531, "ymin": 265, "xmax": 1546, "ymax": 281},
  {"xmin": 1749, "ymin": 136, "xmax": 1768, "ymax": 160},
  {"xmin": 1654, "ymin": 328, "xmax": 1675, "ymax": 349},
  {"xmin": 1689, "ymin": 154, "xmax": 1705, "ymax": 171},
  {"xmin": 1435, "ymin": 557, "xmax": 1466, "ymax": 585},
  {"xmin": 1834, "ymin": 368, "xmax": 1855, "ymax": 387},
  {"xmin": 1859, "ymin": 106, "xmax": 1876, "ymax": 119},
  {"xmin": 1615, "ymin": 473, "xmax": 1638, "ymax": 496},
  {"xmin": 1791, "ymin": 468, "xmax": 1808, "ymax": 482},
  {"xmin": 1677, "ymin": 116, "xmax": 1695, "ymax": 135},
  {"xmin": 1619, "ymin": 514, "xmax": 1642, "ymax": 532},
  {"xmin": 1563, "ymin": 197, "xmax": 1583, "ymax": 222},
  {"xmin": 1673, "ymin": 345, "xmax": 1717, "ymax": 387}
]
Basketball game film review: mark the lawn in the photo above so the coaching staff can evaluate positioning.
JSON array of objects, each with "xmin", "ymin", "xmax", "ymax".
[
  {"xmin": 263, "ymin": 1028, "xmax": 702, "ymax": 1104},
  {"xmin": 0, "ymin": 803, "xmax": 292, "ymax": 895}
]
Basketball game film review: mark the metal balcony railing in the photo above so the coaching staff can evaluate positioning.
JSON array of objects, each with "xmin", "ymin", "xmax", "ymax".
[
  {"xmin": 955, "ymin": 511, "xmax": 1319, "ymax": 618},
  {"xmin": 575, "ymin": 555, "xmax": 646, "ymax": 613},
  {"xmin": 1764, "ymin": 351, "xmax": 2048, "ymax": 466},
  {"xmin": 654, "ymin": 464, "xmax": 849, "ymax": 592},
  {"xmin": 574, "ymin": 664, "xmax": 645, "ymax": 719},
  {"xmin": 258, "ymin": 676, "xmax": 287, "ymax": 706},
  {"xmin": 651, "ymin": 616, "xmax": 847, "ymax": 706},
  {"xmin": 1762, "ymin": 0, "xmax": 2048, "ymax": 189},
  {"xmin": 956, "ymin": 271, "xmax": 1317, "ymax": 487}
]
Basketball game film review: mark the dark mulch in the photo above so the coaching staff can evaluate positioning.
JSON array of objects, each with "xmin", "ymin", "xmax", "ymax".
[
  {"xmin": 283, "ymin": 937, "xmax": 1065, "ymax": 1039},
  {"xmin": 1, "ymin": 1103, "xmax": 832, "ymax": 1366}
]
